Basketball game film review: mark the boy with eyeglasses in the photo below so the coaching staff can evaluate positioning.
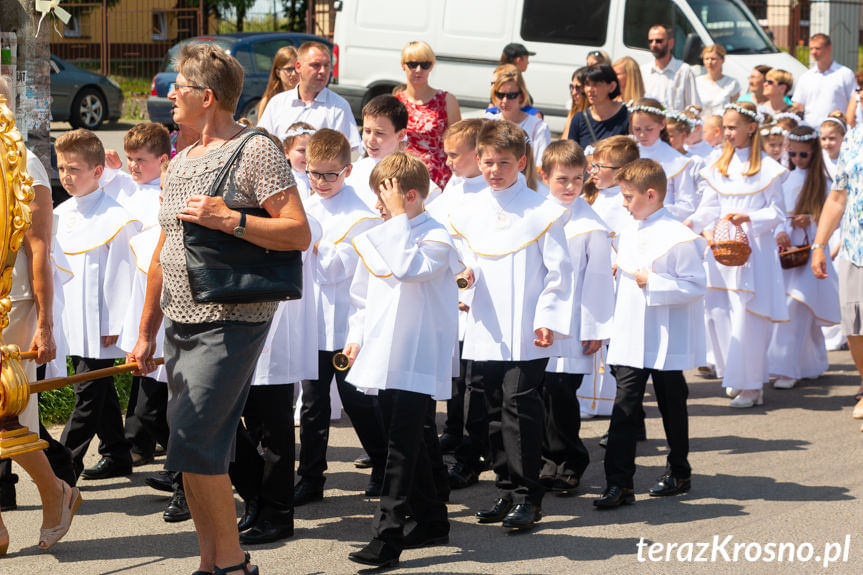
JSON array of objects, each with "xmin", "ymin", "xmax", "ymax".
[{"xmin": 295, "ymin": 128, "xmax": 389, "ymax": 506}]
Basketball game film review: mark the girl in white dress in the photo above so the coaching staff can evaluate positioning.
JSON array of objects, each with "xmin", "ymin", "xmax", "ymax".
[
  {"xmin": 768, "ymin": 127, "xmax": 840, "ymax": 386},
  {"xmin": 686, "ymin": 102, "xmax": 789, "ymax": 408},
  {"xmin": 629, "ymin": 98, "xmax": 698, "ymax": 220}
]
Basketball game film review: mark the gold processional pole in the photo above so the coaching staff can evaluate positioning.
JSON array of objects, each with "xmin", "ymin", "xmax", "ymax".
[{"xmin": 0, "ymin": 97, "xmax": 163, "ymax": 458}]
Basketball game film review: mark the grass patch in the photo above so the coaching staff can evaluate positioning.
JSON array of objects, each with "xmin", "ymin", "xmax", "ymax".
[{"xmin": 38, "ymin": 358, "xmax": 133, "ymax": 425}]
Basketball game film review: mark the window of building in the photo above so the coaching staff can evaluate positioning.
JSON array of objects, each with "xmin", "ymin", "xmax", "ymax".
[{"xmin": 152, "ymin": 12, "xmax": 168, "ymax": 41}]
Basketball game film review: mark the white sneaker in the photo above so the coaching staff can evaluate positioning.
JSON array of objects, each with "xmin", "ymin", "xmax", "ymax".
[
  {"xmin": 773, "ymin": 378, "xmax": 797, "ymax": 389},
  {"xmin": 852, "ymin": 397, "xmax": 863, "ymax": 419},
  {"xmin": 729, "ymin": 389, "xmax": 764, "ymax": 408},
  {"xmin": 725, "ymin": 387, "xmax": 741, "ymax": 398}
]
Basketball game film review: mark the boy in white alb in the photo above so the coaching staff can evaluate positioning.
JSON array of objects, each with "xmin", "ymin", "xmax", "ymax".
[
  {"xmin": 345, "ymin": 95, "xmax": 441, "ymax": 210},
  {"xmin": 595, "ymin": 159, "xmax": 706, "ymax": 509},
  {"xmin": 344, "ymin": 153, "xmax": 461, "ymax": 568},
  {"xmin": 52, "ymin": 129, "xmax": 141, "ymax": 479},
  {"xmin": 539, "ymin": 141, "xmax": 614, "ymax": 493},
  {"xmin": 295, "ymin": 128, "xmax": 389, "ymax": 505},
  {"xmin": 450, "ymin": 120, "xmax": 573, "ymax": 530},
  {"xmin": 117, "ymin": 123, "xmax": 171, "ymax": 468},
  {"xmin": 425, "ymin": 118, "xmax": 487, "ymax": 476}
]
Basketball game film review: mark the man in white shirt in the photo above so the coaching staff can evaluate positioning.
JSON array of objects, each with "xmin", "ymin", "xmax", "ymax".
[
  {"xmin": 792, "ymin": 33, "xmax": 856, "ymax": 128},
  {"xmin": 640, "ymin": 25, "xmax": 701, "ymax": 112},
  {"xmin": 258, "ymin": 41, "xmax": 361, "ymax": 149}
]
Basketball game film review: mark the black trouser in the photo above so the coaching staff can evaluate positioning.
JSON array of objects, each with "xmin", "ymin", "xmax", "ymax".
[
  {"xmin": 541, "ymin": 372, "xmax": 589, "ymax": 480},
  {"xmin": 124, "ymin": 376, "xmax": 169, "ymax": 458},
  {"xmin": 374, "ymin": 389, "xmax": 447, "ymax": 547},
  {"xmin": 298, "ymin": 350, "xmax": 387, "ymax": 484},
  {"xmin": 452, "ymin": 359, "xmax": 488, "ymax": 470},
  {"xmin": 443, "ymin": 342, "xmax": 468, "ymax": 437},
  {"xmin": 229, "ymin": 384, "xmax": 294, "ymax": 522},
  {"xmin": 605, "ymin": 366, "xmax": 690, "ymax": 489},
  {"xmin": 61, "ymin": 356, "xmax": 132, "ymax": 477},
  {"xmin": 473, "ymin": 359, "xmax": 547, "ymax": 505}
]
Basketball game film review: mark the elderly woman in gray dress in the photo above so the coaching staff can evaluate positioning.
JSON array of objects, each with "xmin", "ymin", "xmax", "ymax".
[{"xmin": 129, "ymin": 43, "xmax": 310, "ymax": 575}]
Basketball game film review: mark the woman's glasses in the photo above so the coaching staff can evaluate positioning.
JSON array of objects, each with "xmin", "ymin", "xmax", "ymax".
[
  {"xmin": 277, "ymin": 66, "xmax": 298, "ymax": 74},
  {"xmin": 787, "ymin": 151, "xmax": 810, "ymax": 159},
  {"xmin": 569, "ymin": 84, "xmax": 584, "ymax": 93},
  {"xmin": 495, "ymin": 91, "xmax": 522, "ymax": 101},
  {"xmin": 405, "ymin": 61, "xmax": 433, "ymax": 70}
]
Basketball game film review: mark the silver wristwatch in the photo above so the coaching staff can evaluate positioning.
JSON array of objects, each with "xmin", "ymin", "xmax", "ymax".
[{"xmin": 232, "ymin": 211, "xmax": 247, "ymax": 238}]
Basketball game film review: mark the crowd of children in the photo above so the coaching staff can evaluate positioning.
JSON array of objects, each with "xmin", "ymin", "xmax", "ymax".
[{"xmin": 31, "ymin": 52, "xmax": 856, "ymax": 571}]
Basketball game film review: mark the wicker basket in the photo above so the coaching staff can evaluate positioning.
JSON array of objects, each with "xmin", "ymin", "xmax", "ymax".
[
  {"xmin": 779, "ymin": 229, "xmax": 811, "ymax": 269},
  {"xmin": 710, "ymin": 217, "xmax": 751, "ymax": 266}
]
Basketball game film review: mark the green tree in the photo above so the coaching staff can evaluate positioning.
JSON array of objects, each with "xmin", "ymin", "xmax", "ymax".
[
  {"xmin": 280, "ymin": 0, "xmax": 308, "ymax": 32},
  {"xmin": 210, "ymin": 0, "xmax": 258, "ymax": 32}
]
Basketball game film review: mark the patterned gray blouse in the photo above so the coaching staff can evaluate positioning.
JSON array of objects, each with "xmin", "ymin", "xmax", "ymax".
[{"xmin": 159, "ymin": 129, "xmax": 295, "ymax": 324}]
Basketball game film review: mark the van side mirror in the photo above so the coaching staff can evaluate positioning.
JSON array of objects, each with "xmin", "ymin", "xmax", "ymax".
[
  {"xmin": 334, "ymin": 0, "xmax": 343, "ymax": 11},
  {"xmin": 681, "ymin": 33, "xmax": 704, "ymax": 66}
]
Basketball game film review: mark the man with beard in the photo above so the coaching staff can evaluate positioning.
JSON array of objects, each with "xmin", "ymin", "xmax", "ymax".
[{"xmin": 640, "ymin": 25, "xmax": 701, "ymax": 113}]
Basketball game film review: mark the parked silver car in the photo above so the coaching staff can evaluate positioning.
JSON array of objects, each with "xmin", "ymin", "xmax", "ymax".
[{"xmin": 50, "ymin": 55, "xmax": 123, "ymax": 130}]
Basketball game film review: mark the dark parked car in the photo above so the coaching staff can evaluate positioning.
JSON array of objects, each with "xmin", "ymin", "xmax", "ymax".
[
  {"xmin": 50, "ymin": 55, "xmax": 124, "ymax": 130},
  {"xmin": 147, "ymin": 32, "xmax": 334, "ymax": 126}
]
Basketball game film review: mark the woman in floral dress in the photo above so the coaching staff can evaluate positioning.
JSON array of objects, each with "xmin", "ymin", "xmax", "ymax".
[{"xmin": 396, "ymin": 41, "xmax": 461, "ymax": 188}]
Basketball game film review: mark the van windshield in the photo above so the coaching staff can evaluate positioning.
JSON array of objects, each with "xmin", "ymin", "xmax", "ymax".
[{"xmin": 686, "ymin": 0, "xmax": 777, "ymax": 54}]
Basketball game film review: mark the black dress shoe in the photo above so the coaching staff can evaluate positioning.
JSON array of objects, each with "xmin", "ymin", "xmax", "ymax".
[
  {"xmin": 599, "ymin": 433, "xmax": 608, "ymax": 448},
  {"xmin": 552, "ymin": 474, "xmax": 580, "ymax": 494},
  {"xmin": 145, "ymin": 471, "xmax": 174, "ymax": 493},
  {"xmin": 476, "ymin": 498, "xmax": 513, "ymax": 523},
  {"xmin": 648, "ymin": 474, "xmax": 691, "ymax": 497},
  {"xmin": 293, "ymin": 480, "xmax": 324, "ymax": 507},
  {"xmin": 239, "ymin": 518, "xmax": 294, "ymax": 544},
  {"xmin": 402, "ymin": 521, "xmax": 450, "ymax": 549},
  {"xmin": 502, "ymin": 503, "xmax": 542, "ymax": 529},
  {"xmin": 81, "ymin": 457, "xmax": 132, "ymax": 480},
  {"xmin": 594, "ymin": 485, "xmax": 635, "ymax": 509},
  {"xmin": 354, "ymin": 454, "xmax": 373, "ymax": 469},
  {"xmin": 237, "ymin": 497, "xmax": 261, "ymax": 532},
  {"xmin": 364, "ymin": 476, "xmax": 383, "ymax": 497},
  {"xmin": 438, "ymin": 433, "xmax": 461, "ymax": 454},
  {"xmin": 448, "ymin": 462, "xmax": 479, "ymax": 490},
  {"xmin": 348, "ymin": 538, "xmax": 400, "ymax": 568},
  {"xmin": 163, "ymin": 490, "xmax": 191, "ymax": 522}
]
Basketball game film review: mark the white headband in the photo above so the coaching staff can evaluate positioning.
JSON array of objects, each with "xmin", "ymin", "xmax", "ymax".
[
  {"xmin": 628, "ymin": 103, "xmax": 666, "ymax": 116},
  {"xmin": 821, "ymin": 116, "xmax": 847, "ymax": 132},
  {"xmin": 665, "ymin": 110, "xmax": 700, "ymax": 128},
  {"xmin": 772, "ymin": 112, "xmax": 801, "ymax": 123},
  {"xmin": 285, "ymin": 128, "xmax": 316, "ymax": 138},
  {"xmin": 723, "ymin": 103, "xmax": 764, "ymax": 124},
  {"xmin": 760, "ymin": 126, "xmax": 787, "ymax": 137}
]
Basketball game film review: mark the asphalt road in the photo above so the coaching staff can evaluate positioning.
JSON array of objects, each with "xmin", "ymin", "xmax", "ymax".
[{"xmin": 0, "ymin": 351, "xmax": 859, "ymax": 575}]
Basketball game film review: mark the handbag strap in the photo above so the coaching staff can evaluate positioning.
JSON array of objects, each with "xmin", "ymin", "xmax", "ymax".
[
  {"xmin": 206, "ymin": 128, "xmax": 261, "ymax": 198},
  {"xmin": 582, "ymin": 109, "xmax": 599, "ymax": 144}
]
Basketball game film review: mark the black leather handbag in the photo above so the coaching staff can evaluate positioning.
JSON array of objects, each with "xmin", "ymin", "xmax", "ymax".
[{"xmin": 183, "ymin": 129, "xmax": 303, "ymax": 304}]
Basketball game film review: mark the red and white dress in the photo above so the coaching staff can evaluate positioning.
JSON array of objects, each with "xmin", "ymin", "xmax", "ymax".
[{"xmin": 397, "ymin": 90, "xmax": 451, "ymax": 188}]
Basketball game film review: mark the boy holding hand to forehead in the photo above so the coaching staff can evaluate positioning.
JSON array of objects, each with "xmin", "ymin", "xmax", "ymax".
[{"xmin": 344, "ymin": 153, "xmax": 461, "ymax": 568}]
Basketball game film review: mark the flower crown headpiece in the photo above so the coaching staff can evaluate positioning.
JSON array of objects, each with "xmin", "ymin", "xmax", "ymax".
[
  {"xmin": 773, "ymin": 112, "xmax": 802, "ymax": 123},
  {"xmin": 723, "ymin": 103, "xmax": 764, "ymax": 124},
  {"xmin": 665, "ymin": 110, "xmax": 700, "ymax": 128},
  {"xmin": 786, "ymin": 130, "xmax": 818, "ymax": 142},
  {"xmin": 760, "ymin": 126, "xmax": 787, "ymax": 137},
  {"xmin": 285, "ymin": 128, "xmax": 316, "ymax": 138},
  {"xmin": 628, "ymin": 103, "xmax": 666, "ymax": 116}
]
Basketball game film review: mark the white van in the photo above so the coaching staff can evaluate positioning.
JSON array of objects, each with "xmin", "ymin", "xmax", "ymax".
[{"xmin": 331, "ymin": 0, "xmax": 807, "ymax": 131}]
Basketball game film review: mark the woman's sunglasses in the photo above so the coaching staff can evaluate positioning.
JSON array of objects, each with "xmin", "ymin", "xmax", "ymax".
[
  {"xmin": 495, "ymin": 91, "xmax": 522, "ymax": 100},
  {"xmin": 405, "ymin": 61, "xmax": 433, "ymax": 70},
  {"xmin": 787, "ymin": 151, "xmax": 809, "ymax": 159}
]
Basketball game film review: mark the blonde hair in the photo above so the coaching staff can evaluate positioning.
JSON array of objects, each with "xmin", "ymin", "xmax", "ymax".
[
  {"xmin": 124, "ymin": 122, "xmax": 171, "ymax": 157},
  {"xmin": 713, "ymin": 102, "xmax": 763, "ymax": 177},
  {"xmin": 400, "ymin": 41, "xmax": 436, "ymax": 66},
  {"xmin": 369, "ymin": 152, "xmax": 430, "ymax": 199},
  {"xmin": 443, "ymin": 118, "xmax": 485, "ymax": 149},
  {"xmin": 490, "ymin": 64, "xmax": 530, "ymax": 108},
  {"xmin": 541, "ymin": 140, "xmax": 586, "ymax": 175},
  {"xmin": 765, "ymin": 68, "xmax": 793, "ymax": 94},
  {"xmin": 592, "ymin": 135, "xmax": 640, "ymax": 168},
  {"xmin": 613, "ymin": 57, "xmax": 645, "ymax": 103},
  {"xmin": 306, "ymin": 128, "xmax": 351, "ymax": 166},
  {"xmin": 258, "ymin": 46, "xmax": 298, "ymax": 119},
  {"xmin": 821, "ymin": 111, "xmax": 847, "ymax": 135},
  {"xmin": 615, "ymin": 158, "xmax": 667, "ymax": 201},
  {"xmin": 297, "ymin": 41, "xmax": 331, "ymax": 60},
  {"xmin": 700, "ymin": 44, "xmax": 727, "ymax": 59},
  {"xmin": 175, "ymin": 42, "xmax": 244, "ymax": 112},
  {"xmin": 55, "ymin": 128, "xmax": 106, "ymax": 167}
]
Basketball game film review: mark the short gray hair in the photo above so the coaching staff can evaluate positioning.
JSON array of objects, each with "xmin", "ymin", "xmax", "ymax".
[{"xmin": 175, "ymin": 42, "xmax": 244, "ymax": 112}]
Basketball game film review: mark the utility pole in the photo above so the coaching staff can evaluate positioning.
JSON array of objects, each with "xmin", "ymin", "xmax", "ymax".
[{"xmin": 0, "ymin": 0, "xmax": 51, "ymax": 172}]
